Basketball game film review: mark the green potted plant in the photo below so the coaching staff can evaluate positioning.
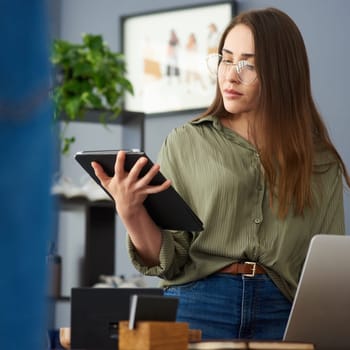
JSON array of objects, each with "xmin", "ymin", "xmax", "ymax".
[{"xmin": 51, "ymin": 33, "xmax": 134, "ymax": 154}]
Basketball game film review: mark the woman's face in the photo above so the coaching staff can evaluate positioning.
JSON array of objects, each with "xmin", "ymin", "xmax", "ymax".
[{"xmin": 219, "ymin": 24, "xmax": 260, "ymax": 117}]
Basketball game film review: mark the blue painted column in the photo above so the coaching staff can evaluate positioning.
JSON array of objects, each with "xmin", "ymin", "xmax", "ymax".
[{"xmin": 0, "ymin": 0, "xmax": 54, "ymax": 349}]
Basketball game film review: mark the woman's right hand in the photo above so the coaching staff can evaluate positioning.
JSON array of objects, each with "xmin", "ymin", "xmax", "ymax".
[{"xmin": 91, "ymin": 150, "xmax": 171, "ymax": 221}]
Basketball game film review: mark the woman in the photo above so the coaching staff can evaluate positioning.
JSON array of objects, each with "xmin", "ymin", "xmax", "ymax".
[{"xmin": 92, "ymin": 8, "xmax": 350, "ymax": 340}]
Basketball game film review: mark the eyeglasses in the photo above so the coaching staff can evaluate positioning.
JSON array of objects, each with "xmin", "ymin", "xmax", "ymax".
[{"xmin": 206, "ymin": 53, "xmax": 257, "ymax": 85}]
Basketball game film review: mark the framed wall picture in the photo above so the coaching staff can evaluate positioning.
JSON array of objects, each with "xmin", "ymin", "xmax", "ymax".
[{"xmin": 121, "ymin": 2, "xmax": 234, "ymax": 114}]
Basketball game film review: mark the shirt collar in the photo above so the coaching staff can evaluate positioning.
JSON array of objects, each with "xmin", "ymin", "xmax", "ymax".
[{"xmin": 191, "ymin": 115, "xmax": 257, "ymax": 152}]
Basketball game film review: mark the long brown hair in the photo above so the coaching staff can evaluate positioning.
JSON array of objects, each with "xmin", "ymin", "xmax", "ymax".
[{"xmin": 199, "ymin": 7, "xmax": 350, "ymax": 218}]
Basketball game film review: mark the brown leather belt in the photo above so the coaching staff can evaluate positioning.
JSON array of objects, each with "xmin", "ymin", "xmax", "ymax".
[{"xmin": 219, "ymin": 262, "xmax": 266, "ymax": 277}]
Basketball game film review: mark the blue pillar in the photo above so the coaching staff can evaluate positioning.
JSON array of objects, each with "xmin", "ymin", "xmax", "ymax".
[{"xmin": 0, "ymin": 0, "xmax": 54, "ymax": 349}]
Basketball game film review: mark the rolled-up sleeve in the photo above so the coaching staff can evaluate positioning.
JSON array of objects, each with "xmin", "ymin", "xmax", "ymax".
[{"xmin": 127, "ymin": 229, "xmax": 192, "ymax": 279}]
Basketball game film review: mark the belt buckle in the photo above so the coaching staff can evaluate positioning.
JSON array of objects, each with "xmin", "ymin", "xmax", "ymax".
[{"xmin": 243, "ymin": 261, "xmax": 256, "ymax": 277}]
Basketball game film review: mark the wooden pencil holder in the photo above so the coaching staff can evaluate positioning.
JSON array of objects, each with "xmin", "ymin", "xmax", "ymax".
[{"xmin": 118, "ymin": 321, "xmax": 189, "ymax": 350}]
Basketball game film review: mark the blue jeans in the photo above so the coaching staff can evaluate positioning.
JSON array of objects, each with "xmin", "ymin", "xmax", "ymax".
[{"xmin": 164, "ymin": 273, "xmax": 292, "ymax": 340}]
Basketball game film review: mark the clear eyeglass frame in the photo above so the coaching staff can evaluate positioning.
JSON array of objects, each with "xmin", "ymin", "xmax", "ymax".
[{"xmin": 206, "ymin": 53, "xmax": 257, "ymax": 85}]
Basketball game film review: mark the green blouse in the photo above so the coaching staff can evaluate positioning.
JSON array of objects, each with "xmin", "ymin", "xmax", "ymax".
[{"xmin": 128, "ymin": 115, "xmax": 345, "ymax": 301}]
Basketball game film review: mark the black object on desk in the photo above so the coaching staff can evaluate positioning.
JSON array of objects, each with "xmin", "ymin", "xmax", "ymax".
[
  {"xmin": 128, "ymin": 294, "xmax": 179, "ymax": 330},
  {"xmin": 70, "ymin": 287, "xmax": 164, "ymax": 350}
]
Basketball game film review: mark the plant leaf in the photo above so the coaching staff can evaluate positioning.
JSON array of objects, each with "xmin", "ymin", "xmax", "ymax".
[{"xmin": 50, "ymin": 33, "xmax": 134, "ymax": 154}]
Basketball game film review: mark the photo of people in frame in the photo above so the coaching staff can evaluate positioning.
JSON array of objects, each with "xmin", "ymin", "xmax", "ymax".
[{"xmin": 123, "ymin": 3, "xmax": 232, "ymax": 114}]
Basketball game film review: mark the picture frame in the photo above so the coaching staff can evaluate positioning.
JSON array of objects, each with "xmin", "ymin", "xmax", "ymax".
[{"xmin": 121, "ymin": 2, "xmax": 234, "ymax": 115}]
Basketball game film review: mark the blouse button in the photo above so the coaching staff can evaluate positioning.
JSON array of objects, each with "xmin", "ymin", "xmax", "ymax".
[{"xmin": 254, "ymin": 218, "xmax": 262, "ymax": 224}]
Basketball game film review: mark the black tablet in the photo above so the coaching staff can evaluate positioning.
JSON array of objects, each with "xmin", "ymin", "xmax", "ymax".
[{"xmin": 75, "ymin": 150, "xmax": 204, "ymax": 231}]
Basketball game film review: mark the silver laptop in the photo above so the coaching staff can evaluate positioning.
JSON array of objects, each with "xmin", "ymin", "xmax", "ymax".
[{"xmin": 283, "ymin": 234, "xmax": 350, "ymax": 350}]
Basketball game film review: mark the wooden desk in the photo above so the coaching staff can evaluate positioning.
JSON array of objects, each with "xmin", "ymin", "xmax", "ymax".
[{"xmin": 59, "ymin": 326, "xmax": 314, "ymax": 350}]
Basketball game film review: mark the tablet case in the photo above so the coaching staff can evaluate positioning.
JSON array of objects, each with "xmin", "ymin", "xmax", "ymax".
[{"xmin": 75, "ymin": 150, "xmax": 204, "ymax": 231}]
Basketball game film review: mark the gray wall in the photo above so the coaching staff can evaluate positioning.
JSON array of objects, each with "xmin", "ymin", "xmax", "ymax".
[{"xmin": 55, "ymin": 0, "xmax": 350, "ymax": 301}]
